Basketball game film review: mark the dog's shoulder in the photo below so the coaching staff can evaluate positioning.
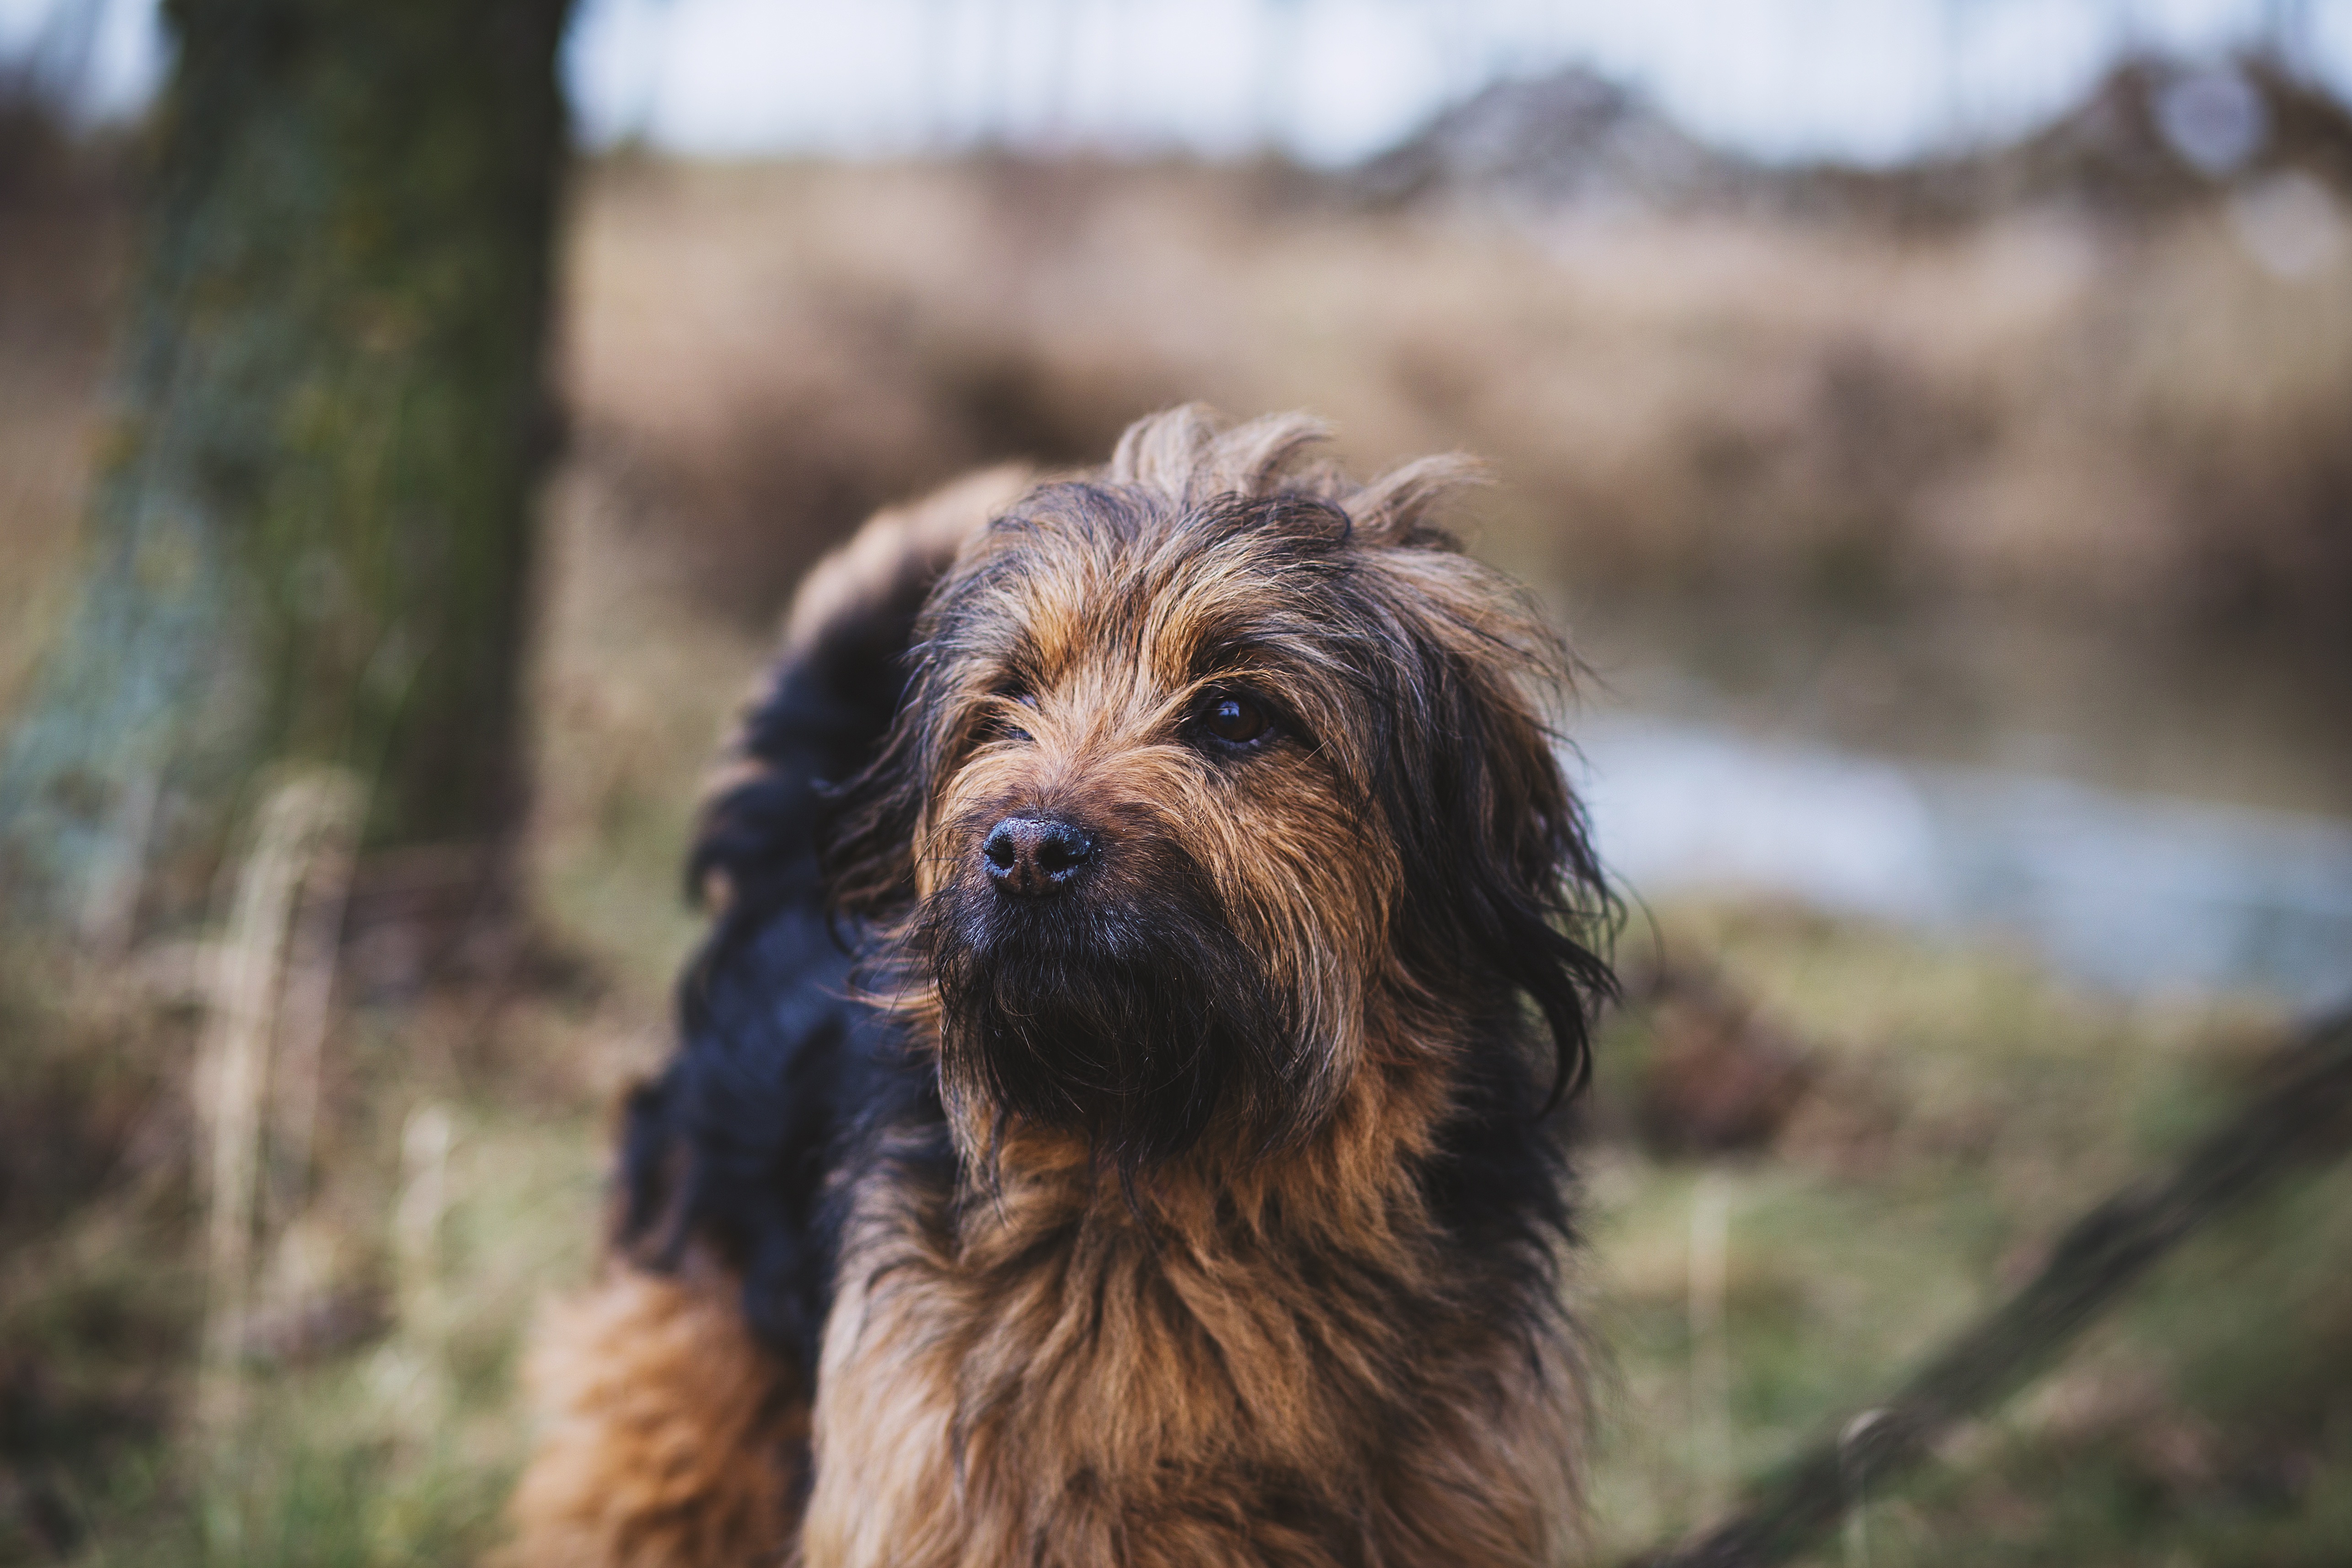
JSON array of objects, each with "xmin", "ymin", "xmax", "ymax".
[{"xmin": 615, "ymin": 466, "xmax": 1028, "ymax": 1381}]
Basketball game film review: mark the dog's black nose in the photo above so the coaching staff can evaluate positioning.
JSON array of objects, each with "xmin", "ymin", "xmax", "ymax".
[{"xmin": 981, "ymin": 816, "xmax": 1097, "ymax": 897}]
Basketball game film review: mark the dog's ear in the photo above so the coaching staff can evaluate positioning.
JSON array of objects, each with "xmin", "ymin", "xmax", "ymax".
[{"xmin": 1364, "ymin": 557, "xmax": 1616, "ymax": 1105}]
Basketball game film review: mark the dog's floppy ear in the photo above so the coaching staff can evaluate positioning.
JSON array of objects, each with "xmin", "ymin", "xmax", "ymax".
[{"xmin": 1363, "ymin": 554, "xmax": 1616, "ymax": 1105}]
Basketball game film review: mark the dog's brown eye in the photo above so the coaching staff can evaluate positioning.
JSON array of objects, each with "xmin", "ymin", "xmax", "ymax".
[{"xmin": 1200, "ymin": 693, "xmax": 1269, "ymax": 746}]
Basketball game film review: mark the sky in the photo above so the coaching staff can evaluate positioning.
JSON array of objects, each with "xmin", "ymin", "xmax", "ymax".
[{"xmin": 4, "ymin": 0, "xmax": 2349, "ymax": 166}]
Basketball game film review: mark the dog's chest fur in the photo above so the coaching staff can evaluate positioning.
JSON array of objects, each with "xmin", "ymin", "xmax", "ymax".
[{"xmin": 799, "ymin": 1072, "xmax": 1582, "ymax": 1568}]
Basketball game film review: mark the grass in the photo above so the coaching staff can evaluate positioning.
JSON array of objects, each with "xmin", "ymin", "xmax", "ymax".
[
  {"xmin": 1576, "ymin": 907, "xmax": 2349, "ymax": 1565},
  {"xmin": 8, "ymin": 550, "xmax": 2347, "ymax": 1563},
  {"xmin": 564, "ymin": 157, "xmax": 2352, "ymax": 634},
  {"xmin": 3, "ymin": 146, "xmax": 2349, "ymax": 1565}
]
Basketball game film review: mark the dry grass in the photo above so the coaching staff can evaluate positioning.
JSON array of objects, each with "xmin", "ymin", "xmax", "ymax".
[
  {"xmin": 565, "ymin": 156, "xmax": 2352, "ymax": 632},
  {"xmin": 4, "ymin": 139, "xmax": 2350, "ymax": 1565},
  {"xmin": 11, "ymin": 150, "xmax": 2347, "ymax": 674}
]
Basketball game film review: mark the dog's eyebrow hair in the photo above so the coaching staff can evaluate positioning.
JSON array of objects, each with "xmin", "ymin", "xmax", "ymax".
[
  {"xmin": 1178, "ymin": 611, "xmax": 1366, "ymax": 687},
  {"xmin": 980, "ymin": 632, "xmax": 1045, "ymax": 689}
]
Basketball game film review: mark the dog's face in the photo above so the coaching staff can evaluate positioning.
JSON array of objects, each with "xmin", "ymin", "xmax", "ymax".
[{"xmin": 837, "ymin": 449, "xmax": 1610, "ymax": 1177}]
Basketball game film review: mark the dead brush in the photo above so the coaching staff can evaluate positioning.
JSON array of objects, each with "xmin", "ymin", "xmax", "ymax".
[{"xmin": 193, "ymin": 771, "xmax": 363, "ymax": 1450}]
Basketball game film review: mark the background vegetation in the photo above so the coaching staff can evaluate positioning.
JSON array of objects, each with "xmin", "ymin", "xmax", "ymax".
[{"xmin": 4, "ymin": 41, "xmax": 2350, "ymax": 1568}]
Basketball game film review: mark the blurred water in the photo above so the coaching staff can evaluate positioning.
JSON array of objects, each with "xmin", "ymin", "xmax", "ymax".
[{"xmin": 1573, "ymin": 715, "xmax": 2352, "ymax": 1009}]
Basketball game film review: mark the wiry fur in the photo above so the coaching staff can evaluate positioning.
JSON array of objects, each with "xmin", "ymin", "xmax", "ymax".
[
  {"xmin": 508, "ymin": 409, "xmax": 1615, "ymax": 1568},
  {"xmin": 503, "ymin": 1262, "xmax": 806, "ymax": 1568}
]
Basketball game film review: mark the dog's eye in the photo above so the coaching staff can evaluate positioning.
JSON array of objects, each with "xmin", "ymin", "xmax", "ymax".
[{"xmin": 1198, "ymin": 691, "xmax": 1271, "ymax": 747}]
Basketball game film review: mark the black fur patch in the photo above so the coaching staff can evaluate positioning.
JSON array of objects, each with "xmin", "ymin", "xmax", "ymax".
[{"xmin": 619, "ymin": 566, "xmax": 951, "ymax": 1382}]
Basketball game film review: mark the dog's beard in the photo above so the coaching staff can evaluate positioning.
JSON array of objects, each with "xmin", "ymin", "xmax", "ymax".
[{"xmin": 920, "ymin": 851, "xmax": 1309, "ymax": 1176}]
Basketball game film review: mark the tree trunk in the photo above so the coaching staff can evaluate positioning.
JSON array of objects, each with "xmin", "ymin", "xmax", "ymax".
[{"xmin": 0, "ymin": 0, "xmax": 573, "ymax": 935}]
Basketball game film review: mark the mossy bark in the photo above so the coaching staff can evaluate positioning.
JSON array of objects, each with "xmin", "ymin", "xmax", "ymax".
[{"xmin": 0, "ymin": 0, "xmax": 575, "ymax": 931}]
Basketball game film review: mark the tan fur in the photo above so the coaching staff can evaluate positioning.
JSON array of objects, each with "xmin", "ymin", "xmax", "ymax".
[
  {"xmin": 804, "ymin": 1103, "xmax": 1584, "ymax": 1568},
  {"xmin": 502, "ymin": 1265, "xmax": 805, "ymax": 1568},
  {"xmin": 777, "ymin": 461, "xmax": 1035, "ymax": 663},
  {"xmin": 806, "ymin": 409, "xmax": 1587, "ymax": 1565},
  {"xmin": 511, "ymin": 409, "xmax": 1592, "ymax": 1568},
  {"xmin": 1104, "ymin": 406, "xmax": 1485, "ymax": 539}
]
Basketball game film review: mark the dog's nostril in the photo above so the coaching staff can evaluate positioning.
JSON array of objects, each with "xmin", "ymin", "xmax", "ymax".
[
  {"xmin": 982, "ymin": 824, "xmax": 1021, "ymax": 871},
  {"xmin": 981, "ymin": 816, "xmax": 1096, "ymax": 896},
  {"xmin": 1033, "ymin": 828, "xmax": 1088, "ymax": 875}
]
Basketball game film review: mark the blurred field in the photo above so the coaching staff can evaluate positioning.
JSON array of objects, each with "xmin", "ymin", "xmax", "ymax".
[
  {"xmin": 569, "ymin": 151, "xmax": 2352, "ymax": 631},
  {"xmin": 0, "ymin": 111, "xmax": 122, "ymax": 724},
  {"xmin": 5, "ymin": 128, "xmax": 2351, "ymax": 1565}
]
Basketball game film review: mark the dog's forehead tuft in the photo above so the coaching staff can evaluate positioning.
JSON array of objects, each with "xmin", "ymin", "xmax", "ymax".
[{"xmin": 959, "ymin": 488, "xmax": 1367, "ymax": 691}]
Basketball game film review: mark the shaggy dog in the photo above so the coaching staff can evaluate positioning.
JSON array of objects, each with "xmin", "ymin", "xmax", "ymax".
[{"xmin": 507, "ymin": 408, "xmax": 1616, "ymax": 1568}]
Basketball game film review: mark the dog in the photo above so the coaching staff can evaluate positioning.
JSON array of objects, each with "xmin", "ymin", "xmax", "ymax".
[{"xmin": 507, "ymin": 407, "xmax": 1616, "ymax": 1568}]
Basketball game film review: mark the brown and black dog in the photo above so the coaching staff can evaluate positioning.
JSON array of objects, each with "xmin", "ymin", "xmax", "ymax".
[{"xmin": 507, "ymin": 408, "xmax": 1616, "ymax": 1567}]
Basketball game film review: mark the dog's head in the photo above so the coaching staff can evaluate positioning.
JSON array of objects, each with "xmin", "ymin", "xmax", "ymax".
[{"xmin": 835, "ymin": 409, "xmax": 1612, "ymax": 1177}]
